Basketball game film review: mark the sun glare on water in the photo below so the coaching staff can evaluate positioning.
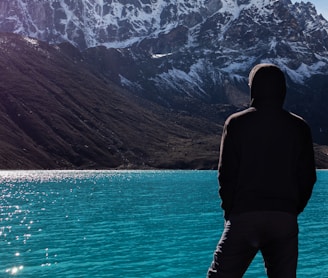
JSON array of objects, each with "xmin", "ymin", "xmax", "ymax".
[{"xmin": 6, "ymin": 266, "xmax": 24, "ymax": 275}]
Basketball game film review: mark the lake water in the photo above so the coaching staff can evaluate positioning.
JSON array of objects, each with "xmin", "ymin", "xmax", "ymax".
[{"xmin": 0, "ymin": 170, "xmax": 327, "ymax": 277}]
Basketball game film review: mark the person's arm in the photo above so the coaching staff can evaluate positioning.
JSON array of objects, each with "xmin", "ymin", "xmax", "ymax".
[
  {"xmin": 218, "ymin": 119, "xmax": 240, "ymax": 219},
  {"xmin": 297, "ymin": 123, "xmax": 317, "ymax": 214}
]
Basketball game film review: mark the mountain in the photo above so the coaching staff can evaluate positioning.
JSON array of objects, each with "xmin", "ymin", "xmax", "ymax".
[
  {"xmin": 0, "ymin": 0, "xmax": 328, "ymax": 168},
  {"xmin": 2, "ymin": 1, "xmax": 328, "ymax": 50},
  {"xmin": 0, "ymin": 33, "xmax": 224, "ymax": 169},
  {"xmin": 1, "ymin": 0, "xmax": 327, "ymax": 140}
]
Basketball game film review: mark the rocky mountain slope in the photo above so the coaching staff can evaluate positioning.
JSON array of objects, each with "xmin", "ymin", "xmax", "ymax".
[
  {"xmin": 0, "ymin": 0, "xmax": 328, "ymax": 168},
  {"xmin": 0, "ymin": 33, "xmax": 327, "ymax": 169},
  {"xmin": 1, "ymin": 0, "xmax": 327, "ymax": 141},
  {"xmin": 0, "ymin": 33, "xmax": 223, "ymax": 169}
]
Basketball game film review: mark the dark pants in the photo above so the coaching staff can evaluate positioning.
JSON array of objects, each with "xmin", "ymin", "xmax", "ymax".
[{"xmin": 207, "ymin": 211, "xmax": 298, "ymax": 278}]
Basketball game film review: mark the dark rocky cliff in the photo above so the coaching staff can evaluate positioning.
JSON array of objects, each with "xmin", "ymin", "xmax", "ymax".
[{"xmin": 0, "ymin": 33, "xmax": 222, "ymax": 169}]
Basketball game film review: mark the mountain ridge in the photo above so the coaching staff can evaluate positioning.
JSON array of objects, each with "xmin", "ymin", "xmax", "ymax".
[
  {"xmin": 1, "ymin": 0, "xmax": 328, "ymax": 168},
  {"xmin": 2, "ymin": 1, "xmax": 328, "ymax": 50},
  {"xmin": 2, "ymin": 0, "xmax": 328, "ymax": 86}
]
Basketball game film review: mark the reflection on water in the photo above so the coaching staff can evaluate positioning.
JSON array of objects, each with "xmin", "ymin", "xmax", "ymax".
[
  {"xmin": 6, "ymin": 266, "xmax": 24, "ymax": 275},
  {"xmin": 0, "ymin": 170, "xmax": 327, "ymax": 277}
]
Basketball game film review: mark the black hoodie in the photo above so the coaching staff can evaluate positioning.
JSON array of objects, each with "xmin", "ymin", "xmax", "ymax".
[{"xmin": 218, "ymin": 64, "xmax": 316, "ymax": 219}]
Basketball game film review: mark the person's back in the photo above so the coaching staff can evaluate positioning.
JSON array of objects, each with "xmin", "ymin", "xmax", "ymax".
[{"xmin": 207, "ymin": 64, "xmax": 316, "ymax": 277}]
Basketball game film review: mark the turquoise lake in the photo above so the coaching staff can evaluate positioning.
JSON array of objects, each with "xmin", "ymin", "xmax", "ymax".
[{"xmin": 0, "ymin": 170, "xmax": 327, "ymax": 277}]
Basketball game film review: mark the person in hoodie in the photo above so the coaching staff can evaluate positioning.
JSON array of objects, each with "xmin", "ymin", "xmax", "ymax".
[{"xmin": 207, "ymin": 64, "xmax": 317, "ymax": 278}]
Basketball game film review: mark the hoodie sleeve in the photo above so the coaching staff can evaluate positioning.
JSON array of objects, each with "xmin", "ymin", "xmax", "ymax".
[
  {"xmin": 218, "ymin": 117, "xmax": 240, "ymax": 219},
  {"xmin": 297, "ymin": 123, "xmax": 317, "ymax": 214}
]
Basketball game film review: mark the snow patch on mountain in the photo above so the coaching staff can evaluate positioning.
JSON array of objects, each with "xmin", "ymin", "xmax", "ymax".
[
  {"xmin": 287, "ymin": 61, "xmax": 327, "ymax": 83},
  {"xmin": 151, "ymin": 67, "xmax": 204, "ymax": 98},
  {"xmin": 151, "ymin": 53, "xmax": 173, "ymax": 59}
]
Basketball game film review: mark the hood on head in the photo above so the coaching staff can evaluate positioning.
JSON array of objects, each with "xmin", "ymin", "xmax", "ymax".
[{"xmin": 249, "ymin": 63, "xmax": 286, "ymax": 108}]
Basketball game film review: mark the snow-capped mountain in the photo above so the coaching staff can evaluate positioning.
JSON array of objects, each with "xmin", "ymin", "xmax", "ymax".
[
  {"xmin": 1, "ymin": 0, "xmax": 328, "ymax": 142},
  {"xmin": 2, "ymin": 1, "xmax": 327, "ymax": 49},
  {"xmin": 0, "ymin": 0, "xmax": 223, "ymax": 49},
  {"xmin": 1, "ymin": 0, "xmax": 328, "ymax": 87}
]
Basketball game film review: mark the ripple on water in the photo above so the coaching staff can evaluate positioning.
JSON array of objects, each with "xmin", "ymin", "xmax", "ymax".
[{"xmin": 0, "ymin": 170, "xmax": 327, "ymax": 277}]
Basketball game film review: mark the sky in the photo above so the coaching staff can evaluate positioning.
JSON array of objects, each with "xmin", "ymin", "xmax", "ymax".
[{"xmin": 291, "ymin": 0, "xmax": 328, "ymax": 20}]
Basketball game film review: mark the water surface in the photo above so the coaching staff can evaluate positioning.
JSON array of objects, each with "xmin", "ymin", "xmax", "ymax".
[{"xmin": 0, "ymin": 170, "xmax": 327, "ymax": 277}]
